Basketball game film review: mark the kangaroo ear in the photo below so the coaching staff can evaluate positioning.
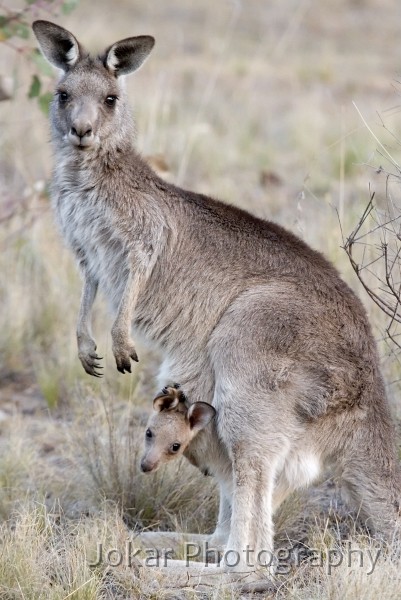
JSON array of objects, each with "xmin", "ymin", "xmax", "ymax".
[
  {"xmin": 187, "ymin": 402, "xmax": 216, "ymax": 432},
  {"xmin": 32, "ymin": 20, "xmax": 82, "ymax": 71},
  {"xmin": 153, "ymin": 387, "xmax": 184, "ymax": 412},
  {"xmin": 104, "ymin": 36, "xmax": 155, "ymax": 76}
]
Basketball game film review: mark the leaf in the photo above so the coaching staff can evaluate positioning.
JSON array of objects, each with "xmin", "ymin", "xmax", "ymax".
[
  {"xmin": 62, "ymin": 0, "xmax": 79, "ymax": 15},
  {"xmin": 38, "ymin": 92, "xmax": 53, "ymax": 115},
  {"xmin": 28, "ymin": 74, "xmax": 41, "ymax": 98},
  {"xmin": 13, "ymin": 22, "xmax": 29, "ymax": 39},
  {"xmin": 0, "ymin": 22, "xmax": 12, "ymax": 41},
  {"xmin": 0, "ymin": 20, "xmax": 30, "ymax": 40},
  {"xmin": 30, "ymin": 49, "xmax": 54, "ymax": 77}
]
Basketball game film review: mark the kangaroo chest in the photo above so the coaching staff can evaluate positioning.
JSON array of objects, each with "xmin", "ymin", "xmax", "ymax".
[{"xmin": 53, "ymin": 173, "xmax": 128, "ymax": 310}]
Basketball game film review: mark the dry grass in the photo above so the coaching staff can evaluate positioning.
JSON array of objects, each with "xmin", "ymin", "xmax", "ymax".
[
  {"xmin": 1, "ymin": 0, "xmax": 401, "ymax": 597},
  {"xmin": 70, "ymin": 391, "xmax": 218, "ymax": 532}
]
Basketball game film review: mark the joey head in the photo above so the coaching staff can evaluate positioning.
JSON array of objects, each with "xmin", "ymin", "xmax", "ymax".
[{"xmin": 140, "ymin": 385, "xmax": 215, "ymax": 473}]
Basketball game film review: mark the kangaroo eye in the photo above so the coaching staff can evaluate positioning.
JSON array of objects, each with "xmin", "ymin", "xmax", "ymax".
[
  {"xmin": 58, "ymin": 91, "xmax": 69, "ymax": 103},
  {"xmin": 171, "ymin": 443, "xmax": 181, "ymax": 453},
  {"xmin": 105, "ymin": 95, "xmax": 118, "ymax": 107},
  {"xmin": 145, "ymin": 429, "xmax": 152, "ymax": 438}
]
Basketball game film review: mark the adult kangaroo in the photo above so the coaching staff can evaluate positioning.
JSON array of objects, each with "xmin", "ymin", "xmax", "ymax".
[{"xmin": 33, "ymin": 21, "xmax": 401, "ymax": 579}]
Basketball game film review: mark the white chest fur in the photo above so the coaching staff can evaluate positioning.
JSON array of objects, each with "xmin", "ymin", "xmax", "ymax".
[{"xmin": 53, "ymin": 166, "xmax": 128, "ymax": 311}]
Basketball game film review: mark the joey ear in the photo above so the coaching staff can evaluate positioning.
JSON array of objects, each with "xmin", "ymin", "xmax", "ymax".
[
  {"xmin": 153, "ymin": 392, "xmax": 180, "ymax": 412},
  {"xmin": 104, "ymin": 36, "xmax": 155, "ymax": 76},
  {"xmin": 153, "ymin": 386, "xmax": 186, "ymax": 412},
  {"xmin": 187, "ymin": 402, "xmax": 216, "ymax": 432},
  {"xmin": 32, "ymin": 20, "xmax": 82, "ymax": 71}
]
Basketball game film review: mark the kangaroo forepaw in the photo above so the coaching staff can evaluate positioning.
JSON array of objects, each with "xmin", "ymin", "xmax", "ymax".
[
  {"xmin": 81, "ymin": 353, "xmax": 103, "ymax": 377},
  {"xmin": 78, "ymin": 337, "xmax": 103, "ymax": 377},
  {"xmin": 113, "ymin": 341, "xmax": 138, "ymax": 374}
]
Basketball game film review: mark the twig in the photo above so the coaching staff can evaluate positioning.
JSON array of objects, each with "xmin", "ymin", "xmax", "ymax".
[
  {"xmin": 343, "ymin": 192, "xmax": 401, "ymax": 325},
  {"xmin": 352, "ymin": 101, "xmax": 401, "ymax": 171}
]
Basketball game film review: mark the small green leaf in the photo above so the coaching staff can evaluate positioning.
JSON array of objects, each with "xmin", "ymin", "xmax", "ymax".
[
  {"xmin": 28, "ymin": 74, "xmax": 41, "ymax": 98},
  {"xmin": 31, "ymin": 49, "xmax": 54, "ymax": 77},
  {"xmin": 14, "ymin": 22, "xmax": 29, "ymax": 39},
  {"xmin": 0, "ymin": 20, "xmax": 30, "ymax": 40},
  {"xmin": 38, "ymin": 92, "xmax": 53, "ymax": 115},
  {"xmin": 0, "ymin": 23, "xmax": 12, "ymax": 41},
  {"xmin": 62, "ymin": 0, "xmax": 79, "ymax": 15}
]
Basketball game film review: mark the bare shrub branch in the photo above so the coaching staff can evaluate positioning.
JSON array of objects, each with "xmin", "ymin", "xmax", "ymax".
[{"xmin": 343, "ymin": 182, "xmax": 401, "ymax": 351}]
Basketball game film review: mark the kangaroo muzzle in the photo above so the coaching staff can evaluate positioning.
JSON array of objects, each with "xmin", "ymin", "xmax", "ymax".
[
  {"xmin": 140, "ymin": 456, "xmax": 159, "ymax": 473},
  {"xmin": 68, "ymin": 103, "xmax": 97, "ymax": 148}
]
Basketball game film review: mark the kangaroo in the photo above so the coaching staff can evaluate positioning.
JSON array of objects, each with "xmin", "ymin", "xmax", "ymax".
[{"xmin": 32, "ymin": 20, "xmax": 401, "ymax": 579}]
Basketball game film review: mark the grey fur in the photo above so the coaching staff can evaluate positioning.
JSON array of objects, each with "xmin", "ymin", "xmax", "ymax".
[{"xmin": 33, "ymin": 20, "xmax": 401, "ymax": 578}]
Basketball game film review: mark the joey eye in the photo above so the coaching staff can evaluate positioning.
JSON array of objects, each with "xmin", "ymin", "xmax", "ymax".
[
  {"xmin": 58, "ymin": 91, "xmax": 69, "ymax": 104},
  {"xmin": 145, "ymin": 429, "xmax": 152, "ymax": 438},
  {"xmin": 171, "ymin": 443, "xmax": 181, "ymax": 453},
  {"xmin": 105, "ymin": 95, "xmax": 118, "ymax": 107}
]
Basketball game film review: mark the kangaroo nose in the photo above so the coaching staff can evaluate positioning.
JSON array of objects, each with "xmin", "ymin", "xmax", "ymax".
[{"xmin": 70, "ymin": 124, "xmax": 92, "ymax": 138}]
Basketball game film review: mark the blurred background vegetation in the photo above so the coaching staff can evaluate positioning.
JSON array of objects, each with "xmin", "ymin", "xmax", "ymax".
[{"xmin": 1, "ymin": 1, "xmax": 401, "ymax": 597}]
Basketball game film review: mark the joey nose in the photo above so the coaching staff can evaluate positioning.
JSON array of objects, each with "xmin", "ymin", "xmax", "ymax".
[{"xmin": 140, "ymin": 459, "xmax": 153, "ymax": 473}]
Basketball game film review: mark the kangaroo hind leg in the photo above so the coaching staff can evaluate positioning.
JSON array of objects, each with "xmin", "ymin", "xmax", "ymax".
[{"xmin": 340, "ymin": 420, "xmax": 401, "ymax": 542}]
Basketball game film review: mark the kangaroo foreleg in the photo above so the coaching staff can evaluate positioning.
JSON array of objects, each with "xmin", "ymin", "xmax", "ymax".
[
  {"xmin": 111, "ymin": 268, "xmax": 144, "ymax": 373},
  {"xmin": 77, "ymin": 274, "xmax": 101, "ymax": 377}
]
